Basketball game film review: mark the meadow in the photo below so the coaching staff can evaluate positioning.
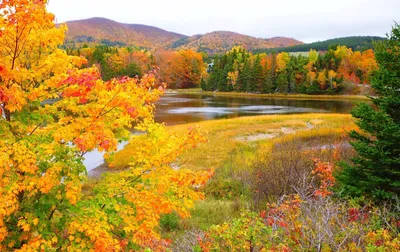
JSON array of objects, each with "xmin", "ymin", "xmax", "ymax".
[{"xmin": 112, "ymin": 113, "xmax": 357, "ymax": 241}]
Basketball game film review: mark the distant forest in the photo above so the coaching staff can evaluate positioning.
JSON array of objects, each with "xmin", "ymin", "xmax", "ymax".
[
  {"xmin": 203, "ymin": 45, "xmax": 377, "ymax": 95},
  {"xmin": 254, "ymin": 36, "xmax": 385, "ymax": 53}
]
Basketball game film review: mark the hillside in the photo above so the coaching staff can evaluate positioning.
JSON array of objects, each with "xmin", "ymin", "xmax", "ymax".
[
  {"xmin": 64, "ymin": 18, "xmax": 303, "ymax": 53},
  {"xmin": 254, "ymin": 36, "xmax": 385, "ymax": 53},
  {"xmin": 65, "ymin": 17, "xmax": 187, "ymax": 48},
  {"xmin": 169, "ymin": 31, "xmax": 303, "ymax": 54}
]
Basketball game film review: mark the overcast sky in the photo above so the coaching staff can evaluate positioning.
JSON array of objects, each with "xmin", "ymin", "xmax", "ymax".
[{"xmin": 48, "ymin": 0, "xmax": 400, "ymax": 43}]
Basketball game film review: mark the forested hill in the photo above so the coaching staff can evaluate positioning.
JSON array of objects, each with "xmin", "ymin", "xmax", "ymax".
[
  {"xmin": 64, "ymin": 18, "xmax": 303, "ymax": 52},
  {"xmin": 168, "ymin": 32, "xmax": 303, "ymax": 54},
  {"xmin": 253, "ymin": 36, "xmax": 386, "ymax": 53},
  {"xmin": 65, "ymin": 17, "xmax": 187, "ymax": 48}
]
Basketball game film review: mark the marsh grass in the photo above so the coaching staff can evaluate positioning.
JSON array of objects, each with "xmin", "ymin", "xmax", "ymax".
[
  {"xmin": 113, "ymin": 113, "xmax": 355, "ymax": 171},
  {"xmin": 111, "ymin": 114, "xmax": 358, "ymax": 239}
]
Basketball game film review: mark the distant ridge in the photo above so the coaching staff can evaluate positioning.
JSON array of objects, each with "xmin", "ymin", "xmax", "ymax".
[
  {"xmin": 64, "ymin": 17, "xmax": 303, "ymax": 53},
  {"xmin": 65, "ymin": 17, "xmax": 187, "ymax": 48},
  {"xmin": 253, "ymin": 36, "xmax": 386, "ymax": 53},
  {"xmin": 168, "ymin": 31, "xmax": 303, "ymax": 54}
]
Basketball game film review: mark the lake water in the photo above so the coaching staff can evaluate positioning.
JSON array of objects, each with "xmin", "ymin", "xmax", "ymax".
[
  {"xmin": 85, "ymin": 93, "xmax": 362, "ymax": 172},
  {"xmin": 155, "ymin": 93, "xmax": 360, "ymax": 126}
]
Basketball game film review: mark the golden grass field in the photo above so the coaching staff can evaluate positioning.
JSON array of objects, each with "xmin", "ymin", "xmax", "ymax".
[
  {"xmin": 113, "ymin": 113, "xmax": 356, "ymax": 171},
  {"xmin": 109, "ymin": 113, "xmax": 358, "ymax": 235}
]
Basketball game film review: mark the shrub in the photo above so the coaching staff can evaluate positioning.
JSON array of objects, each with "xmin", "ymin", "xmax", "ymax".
[
  {"xmin": 198, "ymin": 161, "xmax": 400, "ymax": 251},
  {"xmin": 249, "ymin": 131, "xmax": 352, "ymax": 204},
  {"xmin": 160, "ymin": 212, "xmax": 180, "ymax": 231}
]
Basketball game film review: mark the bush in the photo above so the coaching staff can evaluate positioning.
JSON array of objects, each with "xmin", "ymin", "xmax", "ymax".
[
  {"xmin": 160, "ymin": 212, "xmax": 180, "ymax": 231},
  {"xmin": 249, "ymin": 131, "xmax": 353, "ymax": 205},
  {"xmin": 198, "ymin": 161, "xmax": 400, "ymax": 251}
]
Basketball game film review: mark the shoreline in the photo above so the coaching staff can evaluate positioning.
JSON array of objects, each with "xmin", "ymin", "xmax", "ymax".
[{"xmin": 170, "ymin": 88, "xmax": 371, "ymax": 101}]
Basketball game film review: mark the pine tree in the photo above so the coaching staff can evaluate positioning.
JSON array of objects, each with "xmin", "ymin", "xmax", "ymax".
[
  {"xmin": 237, "ymin": 59, "xmax": 251, "ymax": 92},
  {"xmin": 251, "ymin": 55, "xmax": 264, "ymax": 92},
  {"xmin": 276, "ymin": 69, "xmax": 289, "ymax": 93},
  {"xmin": 337, "ymin": 24, "xmax": 400, "ymax": 200},
  {"xmin": 218, "ymin": 54, "xmax": 229, "ymax": 91},
  {"xmin": 207, "ymin": 57, "xmax": 220, "ymax": 91}
]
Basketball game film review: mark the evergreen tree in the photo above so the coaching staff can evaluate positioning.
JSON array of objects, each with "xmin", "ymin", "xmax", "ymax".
[
  {"xmin": 207, "ymin": 57, "xmax": 220, "ymax": 91},
  {"xmin": 276, "ymin": 69, "xmax": 289, "ymax": 93},
  {"xmin": 337, "ymin": 24, "xmax": 400, "ymax": 200},
  {"xmin": 218, "ymin": 54, "xmax": 229, "ymax": 91},
  {"xmin": 251, "ymin": 55, "xmax": 264, "ymax": 92},
  {"xmin": 286, "ymin": 56, "xmax": 303, "ymax": 93},
  {"xmin": 237, "ymin": 59, "xmax": 251, "ymax": 92}
]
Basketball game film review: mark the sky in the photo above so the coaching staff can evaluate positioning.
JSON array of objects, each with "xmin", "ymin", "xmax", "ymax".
[{"xmin": 47, "ymin": 0, "xmax": 400, "ymax": 43}]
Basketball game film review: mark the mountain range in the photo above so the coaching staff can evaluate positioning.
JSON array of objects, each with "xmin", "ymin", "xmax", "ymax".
[{"xmin": 64, "ymin": 17, "xmax": 303, "ymax": 53}]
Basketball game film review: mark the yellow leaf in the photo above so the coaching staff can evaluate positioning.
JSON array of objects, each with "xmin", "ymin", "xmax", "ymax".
[{"xmin": 22, "ymin": 223, "xmax": 30, "ymax": 232}]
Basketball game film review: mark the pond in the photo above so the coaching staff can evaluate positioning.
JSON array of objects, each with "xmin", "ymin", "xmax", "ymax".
[
  {"xmin": 84, "ymin": 93, "xmax": 363, "ymax": 172},
  {"xmin": 155, "ymin": 93, "xmax": 360, "ymax": 126}
]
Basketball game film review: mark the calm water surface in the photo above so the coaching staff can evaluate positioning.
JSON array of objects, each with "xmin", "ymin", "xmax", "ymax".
[
  {"xmin": 85, "ymin": 93, "xmax": 363, "ymax": 171},
  {"xmin": 154, "ymin": 93, "xmax": 360, "ymax": 126}
]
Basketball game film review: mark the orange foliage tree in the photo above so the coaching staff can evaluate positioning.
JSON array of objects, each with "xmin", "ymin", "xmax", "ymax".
[
  {"xmin": 0, "ymin": 1, "xmax": 211, "ymax": 250},
  {"xmin": 154, "ymin": 49, "xmax": 206, "ymax": 88},
  {"xmin": 335, "ymin": 46, "xmax": 378, "ymax": 84},
  {"xmin": 171, "ymin": 49, "xmax": 205, "ymax": 88}
]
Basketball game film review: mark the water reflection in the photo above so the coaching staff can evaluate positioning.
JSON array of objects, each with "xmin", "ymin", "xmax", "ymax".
[{"xmin": 154, "ymin": 93, "xmax": 361, "ymax": 126}]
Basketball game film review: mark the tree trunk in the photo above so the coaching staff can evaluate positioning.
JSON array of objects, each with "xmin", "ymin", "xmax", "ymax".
[{"xmin": 5, "ymin": 108, "xmax": 11, "ymax": 121}]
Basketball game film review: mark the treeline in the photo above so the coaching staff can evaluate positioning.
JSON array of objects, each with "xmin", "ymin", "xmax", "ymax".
[
  {"xmin": 67, "ymin": 46, "xmax": 206, "ymax": 88},
  {"xmin": 203, "ymin": 45, "xmax": 377, "ymax": 94},
  {"xmin": 254, "ymin": 36, "xmax": 385, "ymax": 54}
]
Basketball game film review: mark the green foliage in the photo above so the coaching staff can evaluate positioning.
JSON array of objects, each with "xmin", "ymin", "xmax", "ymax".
[
  {"xmin": 275, "ymin": 69, "xmax": 289, "ymax": 93},
  {"xmin": 200, "ymin": 78, "xmax": 207, "ymax": 90},
  {"xmin": 160, "ymin": 212, "xmax": 180, "ymax": 231},
  {"xmin": 200, "ymin": 211, "xmax": 271, "ymax": 251},
  {"xmin": 251, "ymin": 55, "xmax": 264, "ymax": 92},
  {"xmin": 185, "ymin": 199, "xmax": 245, "ymax": 230},
  {"xmin": 238, "ymin": 59, "xmax": 252, "ymax": 92},
  {"xmin": 337, "ymin": 24, "xmax": 400, "ymax": 200}
]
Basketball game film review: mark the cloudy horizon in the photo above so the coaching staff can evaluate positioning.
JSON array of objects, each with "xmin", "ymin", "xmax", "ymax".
[{"xmin": 48, "ymin": 0, "xmax": 399, "ymax": 43}]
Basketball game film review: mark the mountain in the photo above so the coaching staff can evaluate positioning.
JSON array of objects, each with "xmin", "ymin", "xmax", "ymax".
[
  {"xmin": 168, "ymin": 31, "xmax": 303, "ymax": 54},
  {"xmin": 65, "ymin": 17, "xmax": 187, "ymax": 48},
  {"xmin": 64, "ymin": 17, "xmax": 303, "ymax": 53},
  {"xmin": 253, "ymin": 36, "xmax": 386, "ymax": 53}
]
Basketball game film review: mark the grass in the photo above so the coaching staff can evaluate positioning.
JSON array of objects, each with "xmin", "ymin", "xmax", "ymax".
[
  {"xmin": 182, "ymin": 198, "xmax": 246, "ymax": 230},
  {"xmin": 114, "ymin": 113, "xmax": 355, "ymax": 171},
  {"xmin": 161, "ymin": 198, "xmax": 248, "ymax": 246},
  {"xmin": 174, "ymin": 88, "xmax": 370, "ymax": 101},
  {"xmin": 110, "ymin": 113, "xmax": 356, "ymax": 236}
]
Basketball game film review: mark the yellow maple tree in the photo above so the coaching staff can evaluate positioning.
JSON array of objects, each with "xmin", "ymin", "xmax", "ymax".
[{"xmin": 0, "ymin": 1, "xmax": 211, "ymax": 251}]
